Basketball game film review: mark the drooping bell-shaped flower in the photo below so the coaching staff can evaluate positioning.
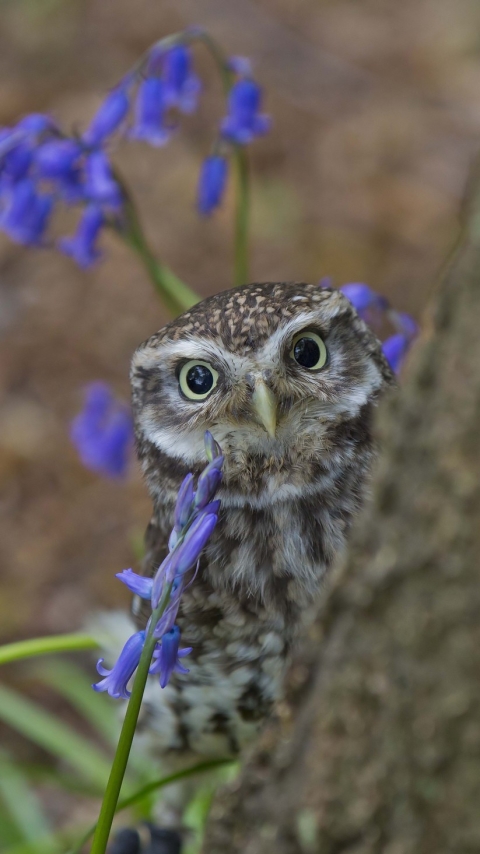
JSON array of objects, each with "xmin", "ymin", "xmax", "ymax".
[
  {"xmin": 35, "ymin": 140, "xmax": 82, "ymax": 179},
  {"xmin": 93, "ymin": 631, "xmax": 146, "ymax": 699},
  {"xmin": 197, "ymin": 155, "xmax": 228, "ymax": 215},
  {"xmin": 150, "ymin": 625, "xmax": 192, "ymax": 689},
  {"xmin": 116, "ymin": 569, "xmax": 153, "ymax": 600},
  {"xmin": 130, "ymin": 78, "xmax": 172, "ymax": 147},
  {"xmin": 340, "ymin": 283, "xmax": 388, "ymax": 314},
  {"xmin": 85, "ymin": 150, "xmax": 123, "ymax": 210},
  {"xmin": 163, "ymin": 45, "xmax": 201, "ymax": 114},
  {"xmin": 83, "ymin": 87, "xmax": 130, "ymax": 147},
  {"xmin": 382, "ymin": 334, "xmax": 410, "ymax": 374},
  {"xmin": 70, "ymin": 382, "xmax": 133, "ymax": 478},
  {"xmin": 59, "ymin": 205, "xmax": 105, "ymax": 268},
  {"xmin": 221, "ymin": 78, "xmax": 270, "ymax": 145},
  {"xmin": 0, "ymin": 179, "xmax": 52, "ymax": 245}
]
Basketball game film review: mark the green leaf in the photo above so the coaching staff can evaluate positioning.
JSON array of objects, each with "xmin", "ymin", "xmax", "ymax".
[
  {"xmin": 0, "ymin": 685, "xmax": 113, "ymax": 789},
  {"xmin": 0, "ymin": 751, "xmax": 50, "ymax": 843},
  {"xmin": 36, "ymin": 661, "xmax": 119, "ymax": 747},
  {"xmin": 67, "ymin": 759, "xmax": 234, "ymax": 854},
  {"xmin": 0, "ymin": 634, "xmax": 99, "ymax": 666}
]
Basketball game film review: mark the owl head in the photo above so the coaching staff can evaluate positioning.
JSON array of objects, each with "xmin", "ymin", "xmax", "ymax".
[{"xmin": 131, "ymin": 282, "xmax": 393, "ymax": 487}]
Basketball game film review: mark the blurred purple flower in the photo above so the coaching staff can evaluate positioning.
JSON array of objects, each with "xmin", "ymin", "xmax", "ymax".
[
  {"xmin": 340, "ymin": 282, "xmax": 388, "ymax": 314},
  {"xmin": 93, "ymin": 631, "xmax": 145, "ymax": 699},
  {"xmin": 163, "ymin": 45, "xmax": 201, "ymax": 114},
  {"xmin": 130, "ymin": 78, "xmax": 174, "ymax": 147},
  {"xmin": 85, "ymin": 151, "xmax": 122, "ymax": 210},
  {"xmin": 71, "ymin": 382, "xmax": 133, "ymax": 478},
  {"xmin": 59, "ymin": 205, "xmax": 105, "ymax": 268},
  {"xmin": 221, "ymin": 78, "xmax": 270, "ymax": 145},
  {"xmin": 0, "ymin": 179, "xmax": 53, "ymax": 245},
  {"xmin": 35, "ymin": 140, "xmax": 82, "ymax": 179},
  {"xmin": 197, "ymin": 155, "xmax": 228, "ymax": 215},
  {"xmin": 382, "ymin": 334, "xmax": 411, "ymax": 374},
  {"xmin": 194, "ymin": 455, "xmax": 223, "ymax": 509},
  {"xmin": 83, "ymin": 87, "xmax": 130, "ymax": 147},
  {"xmin": 149, "ymin": 625, "xmax": 192, "ymax": 688}
]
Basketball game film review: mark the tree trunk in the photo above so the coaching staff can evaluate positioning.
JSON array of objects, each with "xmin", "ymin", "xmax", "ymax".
[{"xmin": 202, "ymin": 205, "xmax": 480, "ymax": 854}]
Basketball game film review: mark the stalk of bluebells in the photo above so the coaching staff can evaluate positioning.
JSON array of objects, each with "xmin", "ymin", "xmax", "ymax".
[
  {"xmin": 0, "ymin": 33, "xmax": 270, "ymax": 261},
  {"xmin": 93, "ymin": 431, "xmax": 223, "ymax": 698},
  {"xmin": 339, "ymin": 282, "xmax": 418, "ymax": 374}
]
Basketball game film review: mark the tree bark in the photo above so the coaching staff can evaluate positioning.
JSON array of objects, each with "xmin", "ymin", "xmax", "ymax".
[{"xmin": 202, "ymin": 205, "xmax": 480, "ymax": 853}]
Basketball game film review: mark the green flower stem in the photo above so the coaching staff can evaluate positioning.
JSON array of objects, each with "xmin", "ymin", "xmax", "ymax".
[
  {"xmin": 193, "ymin": 30, "xmax": 251, "ymax": 288},
  {"xmin": 0, "ymin": 634, "xmax": 98, "ymax": 666},
  {"xmin": 68, "ymin": 758, "xmax": 233, "ymax": 854},
  {"xmin": 234, "ymin": 147, "xmax": 249, "ymax": 287},
  {"xmin": 90, "ymin": 581, "xmax": 173, "ymax": 854},
  {"xmin": 114, "ymin": 172, "xmax": 199, "ymax": 316}
]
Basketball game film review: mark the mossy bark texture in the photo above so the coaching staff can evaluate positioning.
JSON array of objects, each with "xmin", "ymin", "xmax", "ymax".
[{"xmin": 203, "ymin": 229, "xmax": 480, "ymax": 853}]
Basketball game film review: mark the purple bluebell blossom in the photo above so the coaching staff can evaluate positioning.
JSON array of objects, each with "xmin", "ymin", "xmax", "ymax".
[
  {"xmin": 116, "ymin": 569, "xmax": 154, "ymax": 599},
  {"xmin": 93, "ymin": 631, "xmax": 146, "ymax": 699},
  {"xmin": 221, "ymin": 78, "xmax": 270, "ymax": 145},
  {"xmin": 382, "ymin": 333, "xmax": 410, "ymax": 374},
  {"xmin": 194, "ymin": 456, "xmax": 223, "ymax": 509},
  {"xmin": 17, "ymin": 113, "xmax": 55, "ymax": 134},
  {"xmin": 0, "ymin": 179, "xmax": 53, "ymax": 245},
  {"xmin": 83, "ymin": 87, "xmax": 130, "ymax": 147},
  {"xmin": 85, "ymin": 151, "xmax": 122, "ymax": 210},
  {"xmin": 130, "ymin": 78, "xmax": 172, "ymax": 147},
  {"xmin": 163, "ymin": 45, "xmax": 201, "ymax": 114},
  {"xmin": 35, "ymin": 140, "xmax": 82, "ymax": 179},
  {"xmin": 197, "ymin": 155, "xmax": 228, "ymax": 215},
  {"xmin": 174, "ymin": 473, "xmax": 195, "ymax": 531},
  {"xmin": 340, "ymin": 283, "xmax": 388, "ymax": 314},
  {"xmin": 171, "ymin": 511, "xmax": 218, "ymax": 577},
  {"xmin": 149, "ymin": 625, "xmax": 192, "ymax": 689},
  {"xmin": 59, "ymin": 205, "xmax": 105, "ymax": 268},
  {"xmin": 71, "ymin": 382, "xmax": 133, "ymax": 478}
]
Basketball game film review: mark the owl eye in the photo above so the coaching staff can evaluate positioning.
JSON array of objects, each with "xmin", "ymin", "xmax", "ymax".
[
  {"xmin": 178, "ymin": 360, "xmax": 219, "ymax": 400},
  {"xmin": 290, "ymin": 331, "xmax": 328, "ymax": 371}
]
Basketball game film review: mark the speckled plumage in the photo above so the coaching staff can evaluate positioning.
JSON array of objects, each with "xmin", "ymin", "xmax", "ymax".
[{"xmin": 130, "ymin": 281, "xmax": 394, "ymax": 788}]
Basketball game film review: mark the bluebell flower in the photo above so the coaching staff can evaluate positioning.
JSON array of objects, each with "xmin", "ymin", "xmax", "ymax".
[
  {"xmin": 340, "ymin": 283, "xmax": 388, "ymax": 314},
  {"xmin": 70, "ymin": 382, "xmax": 133, "ymax": 478},
  {"xmin": 17, "ymin": 113, "xmax": 55, "ymax": 134},
  {"xmin": 221, "ymin": 78, "xmax": 271, "ymax": 145},
  {"xmin": 170, "ymin": 511, "xmax": 218, "ymax": 577},
  {"xmin": 1, "ymin": 140, "xmax": 33, "ymax": 183},
  {"xmin": 93, "ymin": 631, "xmax": 146, "ymax": 699},
  {"xmin": 149, "ymin": 625, "xmax": 192, "ymax": 689},
  {"xmin": 382, "ymin": 334, "xmax": 410, "ymax": 374},
  {"xmin": 0, "ymin": 179, "xmax": 53, "ymax": 245},
  {"xmin": 194, "ymin": 455, "xmax": 223, "ymax": 509},
  {"xmin": 174, "ymin": 473, "xmax": 195, "ymax": 531},
  {"xmin": 85, "ymin": 151, "xmax": 122, "ymax": 210},
  {"xmin": 59, "ymin": 205, "xmax": 105, "ymax": 268},
  {"xmin": 163, "ymin": 45, "xmax": 201, "ymax": 114},
  {"xmin": 197, "ymin": 155, "xmax": 228, "ymax": 215},
  {"xmin": 35, "ymin": 139, "xmax": 82, "ymax": 179},
  {"xmin": 130, "ymin": 78, "xmax": 172, "ymax": 147},
  {"xmin": 83, "ymin": 87, "xmax": 130, "ymax": 147},
  {"xmin": 116, "ymin": 569, "xmax": 154, "ymax": 599}
]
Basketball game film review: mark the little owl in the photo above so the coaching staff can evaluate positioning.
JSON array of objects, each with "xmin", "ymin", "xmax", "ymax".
[{"xmin": 127, "ymin": 280, "xmax": 394, "ymax": 838}]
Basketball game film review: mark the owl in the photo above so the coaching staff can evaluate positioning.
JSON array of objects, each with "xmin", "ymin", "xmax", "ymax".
[{"xmin": 129, "ymin": 281, "xmax": 394, "ymax": 833}]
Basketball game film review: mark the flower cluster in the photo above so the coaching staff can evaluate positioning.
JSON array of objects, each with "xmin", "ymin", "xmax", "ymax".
[
  {"xmin": 340, "ymin": 282, "xmax": 419, "ymax": 374},
  {"xmin": 93, "ymin": 431, "xmax": 223, "ymax": 698},
  {"xmin": 70, "ymin": 383, "xmax": 133, "ymax": 478},
  {"xmin": 0, "ymin": 37, "xmax": 269, "ymax": 264}
]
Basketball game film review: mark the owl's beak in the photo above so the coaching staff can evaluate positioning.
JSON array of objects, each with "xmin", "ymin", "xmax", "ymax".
[{"xmin": 252, "ymin": 379, "xmax": 277, "ymax": 438}]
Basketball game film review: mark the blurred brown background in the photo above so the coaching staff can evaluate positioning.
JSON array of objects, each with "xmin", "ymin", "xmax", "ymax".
[{"xmin": 1, "ymin": 0, "xmax": 479, "ymax": 643}]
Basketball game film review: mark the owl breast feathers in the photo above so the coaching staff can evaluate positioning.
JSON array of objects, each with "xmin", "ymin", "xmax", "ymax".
[{"xmin": 130, "ymin": 282, "xmax": 394, "ymax": 759}]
